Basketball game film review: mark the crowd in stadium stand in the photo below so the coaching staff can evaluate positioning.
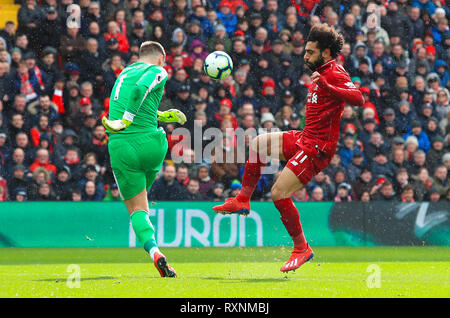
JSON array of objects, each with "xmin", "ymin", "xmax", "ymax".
[{"xmin": 0, "ymin": 0, "xmax": 449, "ymax": 202}]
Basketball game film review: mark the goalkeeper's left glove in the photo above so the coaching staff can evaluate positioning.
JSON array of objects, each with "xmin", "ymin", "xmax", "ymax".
[
  {"xmin": 102, "ymin": 116, "xmax": 132, "ymax": 133},
  {"xmin": 157, "ymin": 109, "xmax": 187, "ymax": 125}
]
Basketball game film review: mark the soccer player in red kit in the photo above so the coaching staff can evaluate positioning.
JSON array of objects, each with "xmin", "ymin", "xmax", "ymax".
[{"xmin": 213, "ymin": 24, "xmax": 364, "ymax": 272}]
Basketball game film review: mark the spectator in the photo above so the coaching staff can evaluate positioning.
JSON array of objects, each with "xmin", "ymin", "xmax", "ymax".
[
  {"xmin": 104, "ymin": 21, "xmax": 129, "ymax": 54},
  {"xmin": 53, "ymin": 129, "xmax": 80, "ymax": 166},
  {"xmin": 77, "ymin": 165, "xmax": 105, "ymax": 200},
  {"xmin": 59, "ymin": 27, "xmax": 85, "ymax": 64},
  {"xmin": 17, "ymin": 0, "xmax": 44, "ymax": 51},
  {"xmin": 103, "ymin": 183, "xmax": 122, "ymax": 202},
  {"xmin": 405, "ymin": 135, "xmax": 420, "ymax": 163},
  {"xmin": 176, "ymin": 164, "xmax": 190, "ymax": 187},
  {"xmin": 226, "ymin": 179, "xmax": 242, "ymax": 198},
  {"xmin": 197, "ymin": 164, "xmax": 214, "ymax": 198},
  {"xmin": 433, "ymin": 165, "xmax": 449, "ymax": 196},
  {"xmin": 346, "ymin": 150, "xmax": 366, "ymax": 184},
  {"xmin": 78, "ymin": 39, "xmax": 104, "ymax": 87},
  {"xmin": 207, "ymin": 182, "xmax": 225, "ymax": 201},
  {"xmin": 351, "ymin": 168, "xmax": 374, "ymax": 200},
  {"xmin": 400, "ymin": 184, "xmax": 415, "ymax": 202},
  {"xmin": 217, "ymin": 3, "xmax": 237, "ymax": 35},
  {"xmin": 371, "ymin": 149, "xmax": 397, "ymax": 182},
  {"xmin": 210, "ymin": 136, "xmax": 241, "ymax": 187},
  {"xmin": 307, "ymin": 171, "xmax": 335, "ymax": 201},
  {"xmin": 403, "ymin": 120, "xmax": 431, "ymax": 153},
  {"xmin": 413, "ymin": 167, "xmax": 434, "ymax": 201},
  {"xmin": 372, "ymin": 181, "xmax": 396, "ymax": 201},
  {"xmin": 80, "ymin": 124, "xmax": 108, "ymax": 166},
  {"xmin": 28, "ymin": 94, "xmax": 59, "ymax": 127},
  {"xmin": 393, "ymin": 168, "xmax": 410, "ymax": 195},
  {"xmin": 53, "ymin": 165, "xmax": 74, "ymax": 201},
  {"xmin": 36, "ymin": 182, "xmax": 56, "ymax": 201},
  {"xmin": 39, "ymin": 6, "xmax": 63, "ymax": 52},
  {"xmin": 71, "ymin": 188, "xmax": 82, "ymax": 202},
  {"xmin": 185, "ymin": 178, "xmax": 204, "ymax": 201},
  {"xmin": 406, "ymin": 149, "xmax": 428, "ymax": 176},
  {"xmin": 334, "ymin": 183, "xmax": 352, "ymax": 202},
  {"xmin": 103, "ymin": 53, "xmax": 124, "ymax": 97},
  {"xmin": 14, "ymin": 132, "xmax": 34, "ymax": 166},
  {"xmin": 427, "ymin": 135, "xmax": 446, "ymax": 173},
  {"xmin": 29, "ymin": 114, "xmax": 52, "ymax": 147},
  {"xmin": 29, "ymin": 148, "xmax": 56, "ymax": 177},
  {"xmin": 443, "ymin": 153, "xmax": 450, "ymax": 171},
  {"xmin": 359, "ymin": 118, "xmax": 377, "ymax": 147},
  {"xmin": 14, "ymin": 187, "xmax": 27, "ymax": 202},
  {"xmin": 427, "ymin": 186, "xmax": 442, "ymax": 202},
  {"xmin": 292, "ymin": 187, "xmax": 309, "ymax": 202},
  {"xmin": 309, "ymin": 186, "xmax": 324, "ymax": 202},
  {"xmin": 360, "ymin": 191, "xmax": 371, "ymax": 202},
  {"xmin": 148, "ymin": 165, "xmax": 187, "ymax": 201},
  {"xmin": 5, "ymin": 60, "xmax": 42, "ymax": 103},
  {"xmin": 7, "ymin": 164, "xmax": 28, "ymax": 200},
  {"xmin": 27, "ymin": 166, "xmax": 50, "ymax": 200},
  {"xmin": 82, "ymin": 180, "xmax": 102, "ymax": 201}
]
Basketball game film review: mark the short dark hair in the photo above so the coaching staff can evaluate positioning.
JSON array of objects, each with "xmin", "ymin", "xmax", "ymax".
[
  {"xmin": 188, "ymin": 178, "xmax": 199, "ymax": 184},
  {"xmin": 402, "ymin": 184, "xmax": 414, "ymax": 193},
  {"xmin": 306, "ymin": 24, "xmax": 344, "ymax": 58},
  {"xmin": 139, "ymin": 41, "xmax": 166, "ymax": 60}
]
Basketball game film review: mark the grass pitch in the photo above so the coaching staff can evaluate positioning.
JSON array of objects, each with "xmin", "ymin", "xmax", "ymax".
[{"xmin": 0, "ymin": 246, "xmax": 449, "ymax": 298}]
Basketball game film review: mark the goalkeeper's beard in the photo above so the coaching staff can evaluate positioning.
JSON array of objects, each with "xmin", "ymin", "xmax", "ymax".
[{"xmin": 306, "ymin": 54, "xmax": 325, "ymax": 71}]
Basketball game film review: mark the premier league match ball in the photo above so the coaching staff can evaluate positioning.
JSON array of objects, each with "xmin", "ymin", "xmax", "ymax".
[{"xmin": 203, "ymin": 51, "xmax": 233, "ymax": 81}]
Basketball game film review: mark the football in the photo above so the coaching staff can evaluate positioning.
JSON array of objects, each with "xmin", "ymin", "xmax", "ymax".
[{"xmin": 203, "ymin": 51, "xmax": 233, "ymax": 80}]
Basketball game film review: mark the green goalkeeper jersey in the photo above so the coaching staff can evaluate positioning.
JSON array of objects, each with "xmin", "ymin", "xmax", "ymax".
[{"xmin": 108, "ymin": 62, "xmax": 168, "ymax": 135}]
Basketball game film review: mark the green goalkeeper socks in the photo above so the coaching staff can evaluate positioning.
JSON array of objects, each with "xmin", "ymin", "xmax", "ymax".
[{"xmin": 131, "ymin": 210, "xmax": 158, "ymax": 254}]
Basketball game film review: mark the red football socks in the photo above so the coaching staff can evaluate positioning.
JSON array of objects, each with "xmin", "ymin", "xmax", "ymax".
[
  {"xmin": 236, "ymin": 150, "xmax": 266, "ymax": 202},
  {"xmin": 273, "ymin": 198, "xmax": 307, "ymax": 250}
]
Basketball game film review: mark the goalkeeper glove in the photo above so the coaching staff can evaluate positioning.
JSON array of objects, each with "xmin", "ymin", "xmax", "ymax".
[
  {"xmin": 102, "ymin": 116, "xmax": 132, "ymax": 133},
  {"xmin": 157, "ymin": 109, "xmax": 187, "ymax": 125}
]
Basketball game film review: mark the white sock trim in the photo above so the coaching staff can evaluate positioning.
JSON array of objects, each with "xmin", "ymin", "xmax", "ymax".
[{"xmin": 149, "ymin": 247, "xmax": 160, "ymax": 260}]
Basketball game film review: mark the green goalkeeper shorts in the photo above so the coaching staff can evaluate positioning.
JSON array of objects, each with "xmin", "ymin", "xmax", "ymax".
[{"xmin": 108, "ymin": 128, "xmax": 168, "ymax": 200}]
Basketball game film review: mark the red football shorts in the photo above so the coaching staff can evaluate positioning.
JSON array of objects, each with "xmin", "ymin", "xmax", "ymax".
[{"xmin": 282, "ymin": 130, "xmax": 333, "ymax": 185}]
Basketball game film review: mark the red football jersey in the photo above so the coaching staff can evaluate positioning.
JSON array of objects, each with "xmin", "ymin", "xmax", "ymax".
[{"xmin": 296, "ymin": 59, "xmax": 364, "ymax": 157}]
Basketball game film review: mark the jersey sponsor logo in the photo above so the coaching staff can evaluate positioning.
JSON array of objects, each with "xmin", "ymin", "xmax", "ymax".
[{"xmin": 344, "ymin": 81, "xmax": 356, "ymax": 89}]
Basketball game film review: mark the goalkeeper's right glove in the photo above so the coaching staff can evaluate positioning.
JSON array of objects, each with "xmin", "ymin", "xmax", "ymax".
[
  {"xmin": 102, "ymin": 116, "xmax": 132, "ymax": 133},
  {"xmin": 157, "ymin": 109, "xmax": 187, "ymax": 125}
]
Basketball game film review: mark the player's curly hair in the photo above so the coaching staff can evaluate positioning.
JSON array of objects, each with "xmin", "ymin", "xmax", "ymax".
[{"xmin": 306, "ymin": 24, "xmax": 344, "ymax": 58}]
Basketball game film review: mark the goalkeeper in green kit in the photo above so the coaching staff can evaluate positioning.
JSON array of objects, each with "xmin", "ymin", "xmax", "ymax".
[{"xmin": 103, "ymin": 41, "xmax": 186, "ymax": 277}]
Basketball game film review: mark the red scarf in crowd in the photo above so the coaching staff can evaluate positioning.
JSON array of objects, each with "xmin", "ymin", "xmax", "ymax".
[
  {"xmin": 118, "ymin": 20, "xmax": 127, "ymax": 36},
  {"xmin": 33, "ymin": 65, "xmax": 45, "ymax": 89},
  {"xmin": 113, "ymin": 65, "xmax": 124, "ymax": 78},
  {"xmin": 65, "ymin": 155, "xmax": 80, "ymax": 165},
  {"xmin": 20, "ymin": 72, "xmax": 34, "ymax": 96},
  {"xmin": 92, "ymin": 135, "xmax": 108, "ymax": 146}
]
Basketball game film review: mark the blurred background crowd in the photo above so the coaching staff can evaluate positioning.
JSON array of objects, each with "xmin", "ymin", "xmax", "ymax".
[{"xmin": 0, "ymin": 0, "xmax": 449, "ymax": 203}]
